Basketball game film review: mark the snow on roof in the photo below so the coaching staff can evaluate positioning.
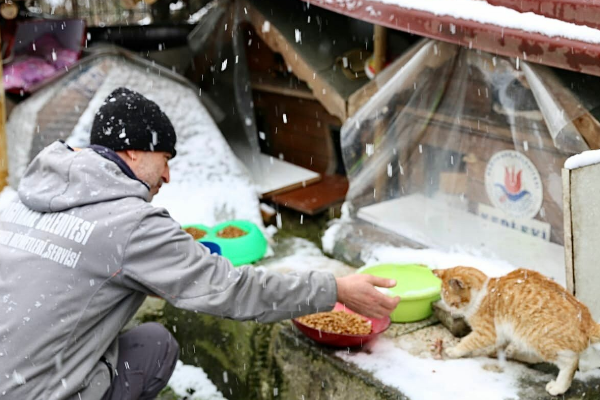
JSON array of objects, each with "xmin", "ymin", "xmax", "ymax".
[
  {"xmin": 358, "ymin": 0, "xmax": 600, "ymax": 44},
  {"xmin": 564, "ymin": 149, "xmax": 600, "ymax": 170}
]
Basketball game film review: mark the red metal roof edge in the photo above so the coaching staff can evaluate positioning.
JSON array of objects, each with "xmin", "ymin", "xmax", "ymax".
[
  {"xmin": 486, "ymin": 0, "xmax": 600, "ymax": 30},
  {"xmin": 304, "ymin": 0, "xmax": 600, "ymax": 78}
]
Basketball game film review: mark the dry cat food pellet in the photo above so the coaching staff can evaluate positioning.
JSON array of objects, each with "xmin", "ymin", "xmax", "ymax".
[
  {"xmin": 297, "ymin": 311, "xmax": 372, "ymax": 335},
  {"xmin": 217, "ymin": 226, "xmax": 248, "ymax": 238},
  {"xmin": 184, "ymin": 227, "xmax": 207, "ymax": 240}
]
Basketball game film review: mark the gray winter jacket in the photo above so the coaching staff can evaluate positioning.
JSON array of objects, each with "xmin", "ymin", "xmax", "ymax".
[{"xmin": 0, "ymin": 141, "xmax": 337, "ymax": 400}]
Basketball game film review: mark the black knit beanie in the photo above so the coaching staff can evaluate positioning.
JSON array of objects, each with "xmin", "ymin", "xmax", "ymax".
[{"xmin": 90, "ymin": 87, "xmax": 177, "ymax": 157}]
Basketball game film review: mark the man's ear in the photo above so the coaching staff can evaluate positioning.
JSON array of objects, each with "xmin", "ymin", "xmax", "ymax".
[
  {"xmin": 449, "ymin": 278, "xmax": 464, "ymax": 291},
  {"xmin": 124, "ymin": 149, "xmax": 137, "ymax": 162}
]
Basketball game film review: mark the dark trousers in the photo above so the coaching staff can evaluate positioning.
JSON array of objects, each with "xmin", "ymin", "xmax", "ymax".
[{"xmin": 101, "ymin": 322, "xmax": 180, "ymax": 400}]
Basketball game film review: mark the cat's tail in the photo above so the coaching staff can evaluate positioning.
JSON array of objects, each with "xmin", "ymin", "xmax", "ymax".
[{"xmin": 590, "ymin": 323, "xmax": 600, "ymax": 344}]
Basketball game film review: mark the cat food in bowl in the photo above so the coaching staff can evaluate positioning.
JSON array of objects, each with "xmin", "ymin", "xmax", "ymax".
[
  {"xmin": 359, "ymin": 264, "xmax": 441, "ymax": 323},
  {"xmin": 292, "ymin": 302, "xmax": 391, "ymax": 347},
  {"xmin": 206, "ymin": 220, "xmax": 267, "ymax": 266},
  {"xmin": 216, "ymin": 226, "xmax": 247, "ymax": 238},
  {"xmin": 182, "ymin": 224, "xmax": 210, "ymax": 241}
]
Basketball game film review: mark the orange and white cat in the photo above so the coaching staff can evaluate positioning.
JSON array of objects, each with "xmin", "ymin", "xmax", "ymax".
[{"xmin": 434, "ymin": 266, "xmax": 600, "ymax": 396}]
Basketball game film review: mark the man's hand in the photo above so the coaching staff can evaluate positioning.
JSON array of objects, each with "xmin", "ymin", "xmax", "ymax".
[{"xmin": 335, "ymin": 274, "xmax": 401, "ymax": 319}]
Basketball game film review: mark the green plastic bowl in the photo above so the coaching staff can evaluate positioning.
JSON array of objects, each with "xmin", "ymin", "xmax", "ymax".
[
  {"xmin": 359, "ymin": 264, "xmax": 441, "ymax": 323},
  {"xmin": 203, "ymin": 220, "xmax": 267, "ymax": 267}
]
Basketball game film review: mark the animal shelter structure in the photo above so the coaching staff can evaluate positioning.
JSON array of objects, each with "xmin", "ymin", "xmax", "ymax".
[{"xmin": 287, "ymin": 0, "xmax": 600, "ymax": 294}]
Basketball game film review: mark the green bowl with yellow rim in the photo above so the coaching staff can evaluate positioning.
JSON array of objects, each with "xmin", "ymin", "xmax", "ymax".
[{"xmin": 358, "ymin": 263, "xmax": 441, "ymax": 322}]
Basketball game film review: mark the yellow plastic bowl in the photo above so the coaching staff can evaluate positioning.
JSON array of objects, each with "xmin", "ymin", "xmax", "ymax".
[{"xmin": 359, "ymin": 264, "xmax": 441, "ymax": 323}]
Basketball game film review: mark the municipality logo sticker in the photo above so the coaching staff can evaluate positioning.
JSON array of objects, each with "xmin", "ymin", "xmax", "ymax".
[{"xmin": 485, "ymin": 150, "xmax": 543, "ymax": 219}]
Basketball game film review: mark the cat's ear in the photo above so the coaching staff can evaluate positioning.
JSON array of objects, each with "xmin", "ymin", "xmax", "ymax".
[
  {"xmin": 449, "ymin": 278, "xmax": 465, "ymax": 291},
  {"xmin": 432, "ymin": 269, "xmax": 444, "ymax": 279}
]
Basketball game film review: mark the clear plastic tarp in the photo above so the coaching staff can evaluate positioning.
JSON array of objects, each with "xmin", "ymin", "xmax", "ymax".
[{"xmin": 335, "ymin": 39, "xmax": 600, "ymax": 284}]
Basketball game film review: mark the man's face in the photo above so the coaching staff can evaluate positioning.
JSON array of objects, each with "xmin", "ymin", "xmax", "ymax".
[{"xmin": 127, "ymin": 151, "xmax": 172, "ymax": 201}]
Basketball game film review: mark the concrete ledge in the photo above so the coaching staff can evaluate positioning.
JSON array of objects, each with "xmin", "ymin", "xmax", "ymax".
[{"xmin": 149, "ymin": 300, "xmax": 600, "ymax": 400}]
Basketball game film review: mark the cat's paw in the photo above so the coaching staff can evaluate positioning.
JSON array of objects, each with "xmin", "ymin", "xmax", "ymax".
[
  {"xmin": 546, "ymin": 380, "xmax": 569, "ymax": 396},
  {"xmin": 444, "ymin": 346, "xmax": 463, "ymax": 359}
]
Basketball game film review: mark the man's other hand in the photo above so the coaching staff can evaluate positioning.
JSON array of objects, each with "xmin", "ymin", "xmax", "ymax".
[{"xmin": 335, "ymin": 274, "xmax": 401, "ymax": 319}]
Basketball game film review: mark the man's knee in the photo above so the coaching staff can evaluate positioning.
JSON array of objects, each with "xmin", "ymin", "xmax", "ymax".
[
  {"xmin": 123, "ymin": 322, "xmax": 179, "ymax": 378},
  {"xmin": 138, "ymin": 323, "xmax": 178, "ymax": 367}
]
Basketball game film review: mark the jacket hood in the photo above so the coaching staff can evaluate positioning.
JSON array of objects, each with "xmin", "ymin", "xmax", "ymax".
[{"xmin": 18, "ymin": 141, "xmax": 150, "ymax": 212}]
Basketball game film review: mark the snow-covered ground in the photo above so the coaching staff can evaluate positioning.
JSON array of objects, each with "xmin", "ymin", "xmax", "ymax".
[
  {"xmin": 3, "ymin": 183, "xmax": 600, "ymax": 399},
  {"xmin": 167, "ymin": 361, "xmax": 227, "ymax": 400}
]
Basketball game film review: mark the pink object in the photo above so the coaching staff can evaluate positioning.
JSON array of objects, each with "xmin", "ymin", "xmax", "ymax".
[
  {"xmin": 4, "ymin": 19, "xmax": 86, "ymax": 93},
  {"xmin": 51, "ymin": 49, "xmax": 79, "ymax": 69},
  {"xmin": 292, "ymin": 302, "xmax": 391, "ymax": 348},
  {"xmin": 3, "ymin": 57, "xmax": 57, "ymax": 91}
]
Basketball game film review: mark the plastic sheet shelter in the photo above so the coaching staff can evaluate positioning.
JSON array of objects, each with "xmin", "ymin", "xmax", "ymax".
[{"xmin": 332, "ymin": 39, "xmax": 600, "ymax": 285}]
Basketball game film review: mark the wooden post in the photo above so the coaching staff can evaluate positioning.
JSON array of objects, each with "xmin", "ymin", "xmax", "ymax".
[
  {"xmin": 0, "ymin": 32, "xmax": 8, "ymax": 192},
  {"xmin": 373, "ymin": 25, "xmax": 387, "ymax": 74},
  {"xmin": 373, "ymin": 24, "xmax": 388, "ymax": 200},
  {"xmin": 563, "ymin": 162, "xmax": 600, "ymax": 319}
]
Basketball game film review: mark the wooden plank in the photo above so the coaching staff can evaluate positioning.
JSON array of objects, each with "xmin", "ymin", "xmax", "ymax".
[
  {"xmin": 251, "ymin": 78, "xmax": 316, "ymax": 101},
  {"xmin": 261, "ymin": 175, "xmax": 322, "ymax": 198},
  {"xmin": 270, "ymin": 130, "xmax": 333, "ymax": 157},
  {"xmin": 562, "ymin": 168, "xmax": 575, "ymax": 295},
  {"xmin": 255, "ymin": 154, "xmax": 322, "ymax": 198},
  {"xmin": 412, "ymin": 105, "xmax": 572, "ymax": 156},
  {"xmin": 253, "ymin": 92, "xmax": 342, "ymax": 130},
  {"xmin": 569, "ymin": 162, "xmax": 600, "ymax": 319},
  {"xmin": 245, "ymin": 0, "xmax": 373, "ymax": 121},
  {"xmin": 269, "ymin": 146, "xmax": 331, "ymax": 173},
  {"xmin": 271, "ymin": 174, "xmax": 349, "ymax": 215}
]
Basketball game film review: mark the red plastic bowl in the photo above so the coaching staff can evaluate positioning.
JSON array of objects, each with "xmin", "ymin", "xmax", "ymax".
[{"xmin": 292, "ymin": 302, "xmax": 391, "ymax": 347}]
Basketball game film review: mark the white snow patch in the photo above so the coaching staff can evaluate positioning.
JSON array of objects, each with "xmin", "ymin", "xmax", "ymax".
[
  {"xmin": 45, "ymin": 0, "xmax": 66, "ymax": 7},
  {"xmin": 373, "ymin": 0, "xmax": 600, "ymax": 44},
  {"xmin": 321, "ymin": 222, "xmax": 342, "ymax": 254},
  {"xmin": 0, "ymin": 186, "xmax": 18, "ymax": 210},
  {"xmin": 6, "ymin": 84, "xmax": 61, "ymax": 188},
  {"xmin": 337, "ymin": 337, "xmax": 535, "ymax": 400},
  {"xmin": 564, "ymin": 149, "xmax": 600, "ymax": 170},
  {"xmin": 188, "ymin": 7, "xmax": 209, "ymax": 24},
  {"xmin": 260, "ymin": 237, "xmax": 355, "ymax": 277},
  {"xmin": 167, "ymin": 360, "xmax": 227, "ymax": 400},
  {"xmin": 170, "ymin": 0, "xmax": 185, "ymax": 11},
  {"xmin": 361, "ymin": 246, "xmax": 516, "ymax": 278},
  {"xmin": 137, "ymin": 16, "xmax": 152, "ymax": 26}
]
